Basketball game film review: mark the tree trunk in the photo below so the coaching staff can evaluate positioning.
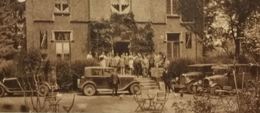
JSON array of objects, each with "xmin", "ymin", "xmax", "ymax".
[{"xmin": 234, "ymin": 38, "xmax": 240, "ymax": 63}]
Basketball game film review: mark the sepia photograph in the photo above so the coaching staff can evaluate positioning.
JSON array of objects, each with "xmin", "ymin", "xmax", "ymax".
[{"xmin": 0, "ymin": 0, "xmax": 259, "ymax": 113}]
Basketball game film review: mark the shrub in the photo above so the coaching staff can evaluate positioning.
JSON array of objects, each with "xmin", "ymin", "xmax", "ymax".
[
  {"xmin": 56, "ymin": 59, "xmax": 99, "ymax": 91},
  {"xmin": 56, "ymin": 61, "xmax": 72, "ymax": 90},
  {"xmin": 167, "ymin": 58, "xmax": 194, "ymax": 78},
  {"xmin": 71, "ymin": 59, "xmax": 99, "ymax": 78},
  {"xmin": 0, "ymin": 59, "xmax": 16, "ymax": 80}
]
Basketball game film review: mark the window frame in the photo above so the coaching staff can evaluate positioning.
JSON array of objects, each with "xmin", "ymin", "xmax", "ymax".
[
  {"xmin": 52, "ymin": 30, "xmax": 73, "ymax": 60},
  {"xmin": 54, "ymin": 0, "xmax": 70, "ymax": 15},
  {"xmin": 166, "ymin": 0, "xmax": 179, "ymax": 17}
]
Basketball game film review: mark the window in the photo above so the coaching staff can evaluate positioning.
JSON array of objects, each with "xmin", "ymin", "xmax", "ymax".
[
  {"xmin": 167, "ymin": 0, "xmax": 178, "ymax": 16},
  {"xmin": 54, "ymin": 0, "xmax": 69, "ymax": 15},
  {"xmin": 111, "ymin": 0, "xmax": 130, "ymax": 14},
  {"xmin": 91, "ymin": 69, "xmax": 103, "ymax": 76},
  {"xmin": 54, "ymin": 31, "xmax": 71, "ymax": 60},
  {"xmin": 166, "ymin": 33, "xmax": 180, "ymax": 60},
  {"xmin": 185, "ymin": 32, "xmax": 192, "ymax": 48},
  {"xmin": 40, "ymin": 31, "xmax": 48, "ymax": 49}
]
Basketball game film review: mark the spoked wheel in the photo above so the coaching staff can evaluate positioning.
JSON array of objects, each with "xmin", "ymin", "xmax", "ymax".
[
  {"xmin": 129, "ymin": 84, "xmax": 141, "ymax": 95},
  {"xmin": 83, "ymin": 84, "xmax": 96, "ymax": 96},
  {"xmin": 38, "ymin": 84, "xmax": 49, "ymax": 96},
  {"xmin": 0, "ymin": 86, "xmax": 5, "ymax": 97}
]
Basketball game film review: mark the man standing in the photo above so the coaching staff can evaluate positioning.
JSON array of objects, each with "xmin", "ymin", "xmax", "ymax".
[{"xmin": 111, "ymin": 71, "xmax": 120, "ymax": 96}]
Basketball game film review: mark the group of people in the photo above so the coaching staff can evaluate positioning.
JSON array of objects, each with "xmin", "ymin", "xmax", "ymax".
[{"xmin": 86, "ymin": 51, "xmax": 170, "ymax": 78}]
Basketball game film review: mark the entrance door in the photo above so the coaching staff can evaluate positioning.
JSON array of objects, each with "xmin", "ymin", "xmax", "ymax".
[
  {"xmin": 166, "ymin": 33, "xmax": 180, "ymax": 60},
  {"xmin": 114, "ymin": 41, "xmax": 129, "ymax": 55}
]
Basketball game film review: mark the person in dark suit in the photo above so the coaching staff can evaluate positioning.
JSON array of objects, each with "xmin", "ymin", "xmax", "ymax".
[
  {"xmin": 162, "ymin": 69, "xmax": 174, "ymax": 93},
  {"xmin": 111, "ymin": 71, "xmax": 120, "ymax": 96}
]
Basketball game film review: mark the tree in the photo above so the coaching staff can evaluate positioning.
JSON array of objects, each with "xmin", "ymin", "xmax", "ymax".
[
  {"xmin": 204, "ymin": 0, "xmax": 260, "ymax": 63},
  {"xmin": 0, "ymin": 0, "xmax": 25, "ymax": 60}
]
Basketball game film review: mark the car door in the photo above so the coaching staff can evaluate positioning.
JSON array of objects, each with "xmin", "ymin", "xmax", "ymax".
[
  {"xmin": 103, "ymin": 69, "xmax": 114, "ymax": 89},
  {"xmin": 90, "ymin": 69, "xmax": 106, "ymax": 89}
]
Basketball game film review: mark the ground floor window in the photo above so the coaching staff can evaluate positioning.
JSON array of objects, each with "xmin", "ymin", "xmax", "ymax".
[
  {"xmin": 53, "ymin": 31, "xmax": 72, "ymax": 60},
  {"xmin": 166, "ymin": 33, "xmax": 180, "ymax": 60}
]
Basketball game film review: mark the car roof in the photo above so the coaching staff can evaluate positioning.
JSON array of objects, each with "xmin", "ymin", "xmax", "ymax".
[
  {"xmin": 188, "ymin": 64, "xmax": 215, "ymax": 67},
  {"xmin": 84, "ymin": 66, "xmax": 114, "ymax": 70}
]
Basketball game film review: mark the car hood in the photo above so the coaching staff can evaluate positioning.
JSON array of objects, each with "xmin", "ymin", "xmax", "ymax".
[{"xmin": 182, "ymin": 72, "xmax": 203, "ymax": 77}]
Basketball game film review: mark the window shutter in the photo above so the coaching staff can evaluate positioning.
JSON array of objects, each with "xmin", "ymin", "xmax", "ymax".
[
  {"xmin": 33, "ymin": 0, "xmax": 54, "ymax": 21},
  {"xmin": 70, "ymin": 0, "xmax": 89, "ymax": 22},
  {"xmin": 131, "ymin": 0, "xmax": 151, "ymax": 22}
]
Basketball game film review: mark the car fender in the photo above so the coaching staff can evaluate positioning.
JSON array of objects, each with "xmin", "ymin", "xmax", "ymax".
[
  {"xmin": 80, "ymin": 81, "xmax": 96, "ymax": 89},
  {"xmin": 120, "ymin": 81, "xmax": 140, "ymax": 90}
]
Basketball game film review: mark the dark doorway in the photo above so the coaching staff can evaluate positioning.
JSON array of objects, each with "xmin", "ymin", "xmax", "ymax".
[{"xmin": 114, "ymin": 41, "xmax": 129, "ymax": 55}]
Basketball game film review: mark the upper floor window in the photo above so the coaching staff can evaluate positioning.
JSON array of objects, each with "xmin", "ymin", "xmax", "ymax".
[
  {"xmin": 54, "ymin": 0, "xmax": 69, "ymax": 15},
  {"xmin": 111, "ymin": 0, "xmax": 130, "ymax": 14},
  {"xmin": 167, "ymin": 0, "xmax": 178, "ymax": 16}
]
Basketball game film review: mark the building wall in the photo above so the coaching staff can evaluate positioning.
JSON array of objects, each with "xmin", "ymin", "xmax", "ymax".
[{"xmin": 26, "ymin": 0, "xmax": 203, "ymax": 62}]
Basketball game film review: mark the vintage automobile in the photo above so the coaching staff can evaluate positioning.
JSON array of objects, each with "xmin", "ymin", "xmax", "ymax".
[
  {"xmin": 173, "ymin": 64, "xmax": 214, "ymax": 93},
  {"xmin": 78, "ymin": 66, "xmax": 141, "ymax": 96},
  {"xmin": 0, "ymin": 76, "xmax": 55, "ymax": 97},
  {"xmin": 202, "ymin": 64, "xmax": 260, "ymax": 94}
]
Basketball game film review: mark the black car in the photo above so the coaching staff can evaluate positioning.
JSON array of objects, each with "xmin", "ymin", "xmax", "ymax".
[{"xmin": 78, "ymin": 66, "xmax": 141, "ymax": 96}]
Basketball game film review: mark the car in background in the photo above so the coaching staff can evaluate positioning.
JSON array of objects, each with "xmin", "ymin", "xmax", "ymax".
[
  {"xmin": 202, "ymin": 64, "xmax": 260, "ymax": 95},
  {"xmin": 78, "ymin": 67, "xmax": 141, "ymax": 96},
  {"xmin": 0, "ymin": 76, "xmax": 56, "ymax": 97},
  {"xmin": 173, "ymin": 64, "xmax": 214, "ymax": 93}
]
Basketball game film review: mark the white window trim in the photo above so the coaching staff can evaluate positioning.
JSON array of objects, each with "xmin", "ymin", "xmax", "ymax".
[
  {"xmin": 167, "ymin": 0, "xmax": 179, "ymax": 17},
  {"xmin": 51, "ymin": 30, "xmax": 74, "ymax": 42},
  {"xmin": 54, "ymin": 0, "xmax": 70, "ymax": 15}
]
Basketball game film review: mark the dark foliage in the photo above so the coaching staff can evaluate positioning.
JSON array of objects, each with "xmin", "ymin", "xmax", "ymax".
[{"xmin": 167, "ymin": 58, "xmax": 194, "ymax": 78}]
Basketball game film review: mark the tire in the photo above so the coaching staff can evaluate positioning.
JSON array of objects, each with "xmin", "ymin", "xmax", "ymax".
[
  {"xmin": 190, "ymin": 85, "xmax": 198, "ymax": 94},
  {"xmin": 0, "ymin": 86, "xmax": 5, "ymax": 97},
  {"xmin": 210, "ymin": 85, "xmax": 222, "ymax": 95},
  {"xmin": 38, "ymin": 84, "xmax": 49, "ymax": 96},
  {"xmin": 187, "ymin": 83, "xmax": 194, "ymax": 94},
  {"xmin": 83, "ymin": 84, "xmax": 96, "ymax": 96},
  {"xmin": 129, "ymin": 84, "xmax": 141, "ymax": 95}
]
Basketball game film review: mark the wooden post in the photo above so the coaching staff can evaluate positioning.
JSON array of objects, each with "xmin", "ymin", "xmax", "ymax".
[{"xmin": 242, "ymin": 72, "xmax": 245, "ymax": 90}]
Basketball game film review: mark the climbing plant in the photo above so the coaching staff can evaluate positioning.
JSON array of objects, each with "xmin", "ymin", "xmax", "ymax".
[{"xmin": 89, "ymin": 12, "xmax": 154, "ymax": 54}]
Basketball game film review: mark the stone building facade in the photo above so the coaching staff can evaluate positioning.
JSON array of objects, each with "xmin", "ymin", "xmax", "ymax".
[{"xmin": 26, "ymin": 0, "xmax": 203, "ymax": 62}]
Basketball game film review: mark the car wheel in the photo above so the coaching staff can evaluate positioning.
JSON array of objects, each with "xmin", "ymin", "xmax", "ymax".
[
  {"xmin": 83, "ymin": 84, "xmax": 96, "ymax": 96},
  {"xmin": 210, "ymin": 85, "xmax": 222, "ymax": 95},
  {"xmin": 129, "ymin": 84, "xmax": 141, "ymax": 95},
  {"xmin": 38, "ymin": 84, "xmax": 49, "ymax": 96},
  {"xmin": 0, "ymin": 86, "xmax": 5, "ymax": 97},
  {"xmin": 191, "ymin": 85, "xmax": 198, "ymax": 94},
  {"xmin": 187, "ymin": 83, "xmax": 194, "ymax": 94}
]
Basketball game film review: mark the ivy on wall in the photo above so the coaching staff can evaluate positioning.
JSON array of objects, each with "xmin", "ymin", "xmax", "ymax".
[{"xmin": 89, "ymin": 12, "xmax": 154, "ymax": 54}]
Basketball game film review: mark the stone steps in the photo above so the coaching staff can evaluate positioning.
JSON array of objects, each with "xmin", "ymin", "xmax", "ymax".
[{"xmin": 137, "ymin": 77, "xmax": 160, "ymax": 90}]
